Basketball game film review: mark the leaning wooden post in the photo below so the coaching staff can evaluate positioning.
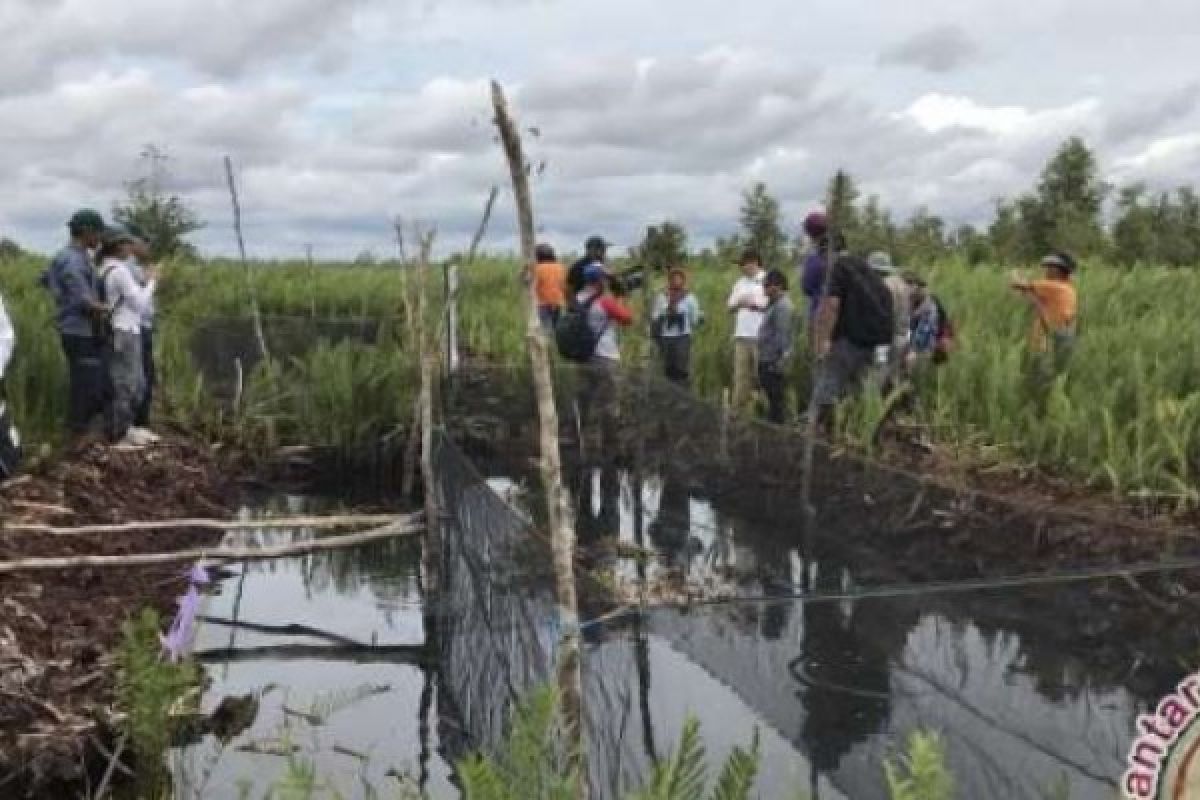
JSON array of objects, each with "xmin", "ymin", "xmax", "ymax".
[
  {"xmin": 414, "ymin": 229, "xmax": 441, "ymax": 594},
  {"xmin": 223, "ymin": 155, "xmax": 270, "ymax": 365},
  {"xmin": 491, "ymin": 80, "xmax": 588, "ymax": 797}
]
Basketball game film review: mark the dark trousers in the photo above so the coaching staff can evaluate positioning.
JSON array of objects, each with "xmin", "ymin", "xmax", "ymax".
[
  {"xmin": 135, "ymin": 326, "xmax": 155, "ymax": 427},
  {"xmin": 659, "ymin": 335, "xmax": 691, "ymax": 386},
  {"xmin": 758, "ymin": 363, "xmax": 787, "ymax": 424},
  {"xmin": 60, "ymin": 334, "xmax": 106, "ymax": 435}
]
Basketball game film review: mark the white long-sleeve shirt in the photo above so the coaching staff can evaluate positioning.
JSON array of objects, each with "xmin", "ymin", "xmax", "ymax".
[
  {"xmin": 0, "ymin": 294, "xmax": 14, "ymax": 380},
  {"xmin": 101, "ymin": 258, "xmax": 156, "ymax": 334},
  {"xmin": 727, "ymin": 271, "xmax": 767, "ymax": 340}
]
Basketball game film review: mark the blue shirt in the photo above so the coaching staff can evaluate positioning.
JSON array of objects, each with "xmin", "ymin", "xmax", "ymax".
[
  {"xmin": 651, "ymin": 292, "xmax": 702, "ymax": 337},
  {"xmin": 44, "ymin": 245, "xmax": 97, "ymax": 337}
]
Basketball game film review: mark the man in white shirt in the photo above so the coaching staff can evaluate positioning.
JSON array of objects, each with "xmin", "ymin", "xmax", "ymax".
[
  {"xmin": 97, "ymin": 228, "xmax": 158, "ymax": 448},
  {"xmin": 0, "ymin": 292, "xmax": 13, "ymax": 384},
  {"xmin": 727, "ymin": 249, "xmax": 767, "ymax": 413}
]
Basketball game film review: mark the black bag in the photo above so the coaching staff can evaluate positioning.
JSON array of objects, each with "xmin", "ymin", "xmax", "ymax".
[
  {"xmin": 0, "ymin": 383, "xmax": 22, "ymax": 481},
  {"xmin": 555, "ymin": 294, "xmax": 605, "ymax": 362},
  {"xmin": 92, "ymin": 264, "xmax": 120, "ymax": 345},
  {"xmin": 837, "ymin": 256, "xmax": 895, "ymax": 348}
]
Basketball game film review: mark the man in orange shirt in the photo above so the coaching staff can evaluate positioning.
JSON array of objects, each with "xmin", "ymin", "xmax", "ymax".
[
  {"xmin": 533, "ymin": 243, "xmax": 567, "ymax": 330},
  {"xmin": 1010, "ymin": 251, "xmax": 1078, "ymax": 380}
]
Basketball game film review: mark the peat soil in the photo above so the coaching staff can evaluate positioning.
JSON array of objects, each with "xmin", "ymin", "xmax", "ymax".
[{"xmin": 0, "ymin": 438, "xmax": 238, "ymax": 796}]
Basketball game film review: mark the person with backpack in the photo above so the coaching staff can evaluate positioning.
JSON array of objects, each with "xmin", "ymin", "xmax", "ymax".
[
  {"xmin": 904, "ymin": 272, "xmax": 954, "ymax": 368},
  {"xmin": 43, "ymin": 209, "xmax": 109, "ymax": 444},
  {"xmin": 810, "ymin": 249, "xmax": 895, "ymax": 426},
  {"xmin": 727, "ymin": 249, "xmax": 767, "ymax": 413},
  {"xmin": 650, "ymin": 267, "xmax": 703, "ymax": 387},
  {"xmin": 569, "ymin": 262, "xmax": 632, "ymax": 437},
  {"xmin": 97, "ymin": 228, "xmax": 158, "ymax": 448},
  {"xmin": 799, "ymin": 211, "xmax": 832, "ymax": 325},
  {"xmin": 757, "ymin": 270, "xmax": 794, "ymax": 424},
  {"xmin": 867, "ymin": 251, "xmax": 912, "ymax": 391},
  {"xmin": 1010, "ymin": 251, "xmax": 1078, "ymax": 383}
]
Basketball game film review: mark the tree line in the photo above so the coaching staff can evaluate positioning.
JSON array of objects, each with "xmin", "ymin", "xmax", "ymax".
[{"xmin": 636, "ymin": 136, "xmax": 1200, "ymax": 270}]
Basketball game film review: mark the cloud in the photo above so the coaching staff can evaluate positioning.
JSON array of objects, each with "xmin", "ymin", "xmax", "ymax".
[
  {"xmin": 879, "ymin": 24, "xmax": 980, "ymax": 73},
  {"xmin": 1105, "ymin": 82, "xmax": 1200, "ymax": 144}
]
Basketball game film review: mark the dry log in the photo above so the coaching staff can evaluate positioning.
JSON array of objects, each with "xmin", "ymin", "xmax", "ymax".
[{"xmin": 1, "ymin": 513, "xmax": 401, "ymax": 537}]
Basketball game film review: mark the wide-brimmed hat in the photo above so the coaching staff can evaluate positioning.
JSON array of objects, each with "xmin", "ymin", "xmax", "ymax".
[
  {"xmin": 867, "ymin": 251, "xmax": 895, "ymax": 274},
  {"xmin": 1041, "ymin": 252, "xmax": 1077, "ymax": 274},
  {"xmin": 101, "ymin": 226, "xmax": 135, "ymax": 247}
]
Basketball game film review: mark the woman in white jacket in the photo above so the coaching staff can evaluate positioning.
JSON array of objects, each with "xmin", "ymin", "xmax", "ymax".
[
  {"xmin": 97, "ymin": 228, "xmax": 157, "ymax": 448},
  {"xmin": 0, "ymin": 292, "xmax": 13, "ymax": 384}
]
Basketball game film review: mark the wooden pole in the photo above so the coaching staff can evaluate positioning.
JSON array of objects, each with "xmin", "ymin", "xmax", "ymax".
[
  {"xmin": 466, "ymin": 186, "xmax": 499, "ymax": 266},
  {"xmin": 223, "ymin": 155, "xmax": 270, "ymax": 364},
  {"xmin": 0, "ymin": 519, "xmax": 425, "ymax": 573},
  {"xmin": 491, "ymin": 80, "xmax": 588, "ymax": 798}
]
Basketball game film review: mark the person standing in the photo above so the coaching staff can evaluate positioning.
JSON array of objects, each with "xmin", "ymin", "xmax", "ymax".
[
  {"xmin": 97, "ymin": 228, "xmax": 158, "ymax": 448},
  {"xmin": 125, "ymin": 225, "xmax": 160, "ymax": 439},
  {"xmin": 0, "ymin": 288, "xmax": 17, "ymax": 479},
  {"xmin": 533, "ymin": 243, "xmax": 567, "ymax": 331},
  {"xmin": 651, "ymin": 267, "xmax": 703, "ymax": 387},
  {"xmin": 727, "ymin": 249, "xmax": 767, "ymax": 413},
  {"xmin": 575, "ymin": 263, "xmax": 633, "ymax": 440},
  {"xmin": 567, "ymin": 235, "xmax": 609, "ymax": 297},
  {"xmin": 42, "ymin": 209, "xmax": 108, "ymax": 444},
  {"xmin": 811, "ymin": 250, "xmax": 895, "ymax": 428},
  {"xmin": 867, "ymin": 251, "xmax": 912, "ymax": 390},
  {"xmin": 757, "ymin": 270, "xmax": 795, "ymax": 424},
  {"xmin": 799, "ymin": 211, "xmax": 831, "ymax": 325},
  {"xmin": 1011, "ymin": 251, "xmax": 1078, "ymax": 383}
]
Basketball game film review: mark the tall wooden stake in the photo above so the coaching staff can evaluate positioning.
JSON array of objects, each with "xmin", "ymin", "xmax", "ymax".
[
  {"xmin": 223, "ymin": 155, "xmax": 270, "ymax": 364},
  {"xmin": 491, "ymin": 80, "xmax": 587, "ymax": 798}
]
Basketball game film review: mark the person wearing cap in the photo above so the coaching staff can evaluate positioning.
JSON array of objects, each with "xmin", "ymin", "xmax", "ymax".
[
  {"xmin": 533, "ymin": 243, "xmax": 567, "ymax": 331},
  {"xmin": 575, "ymin": 261, "xmax": 633, "ymax": 439},
  {"xmin": 42, "ymin": 209, "xmax": 109, "ymax": 441},
  {"xmin": 650, "ymin": 266, "xmax": 703, "ymax": 387},
  {"xmin": 567, "ymin": 235, "xmax": 610, "ymax": 297},
  {"xmin": 867, "ymin": 251, "xmax": 912, "ymax": 391},
  {"xmin": 124, "ymin": 224, "xmax": 160, "ymax": 439},
  {"xmin": 97, "ymin": 227, "xmax": 158, "ymax": 448},
  {"xmin": 727, "ymin": 249, "xmax": 768, "ymax": 413},
  {"xmin": 757, "ymin": 270, "xmax": 795, "ymax": 424},
  {"xmin": 1010, "ymin": 251, "xmax": 1078, "ymax": 379}
]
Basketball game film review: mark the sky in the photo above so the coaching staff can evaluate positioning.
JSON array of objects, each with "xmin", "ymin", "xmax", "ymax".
[{"xmin": 2, "ymin": 0, "xmax": 1199, "ymax": 258}]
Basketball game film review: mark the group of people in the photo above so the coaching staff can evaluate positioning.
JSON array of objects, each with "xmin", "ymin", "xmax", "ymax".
[
  {"xmin": 535, "ymin": 211, "xmax": 1079, "ymax": 430},
  {"xmin": 37, "ymin": 209, "xmax": 161, "ymax": 450}
]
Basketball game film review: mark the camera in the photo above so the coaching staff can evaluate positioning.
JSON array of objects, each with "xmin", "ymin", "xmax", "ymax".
[{"xmin": 609, "ymin": 267, "xmax": 645, "ymax": 295}]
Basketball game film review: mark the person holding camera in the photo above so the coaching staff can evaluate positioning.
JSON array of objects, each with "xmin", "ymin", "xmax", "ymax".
[
  {"xmin": 575, "ymin": 262, "xmax": 633, "ymax": 439},
  {"xmin": 651, "ymin": 267, "xmax": 703, "ymax": 387}
]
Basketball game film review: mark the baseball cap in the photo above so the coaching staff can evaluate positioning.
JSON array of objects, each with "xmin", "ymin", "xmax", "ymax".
[
  {"xmin": 584, "ymin": 235, "xmax": 610, "ymax": 251},
  {"xmin": 101, "ymin": 226, "xmax": 135, "ymax": 247},
  {"xmin": 1041, "ymin": 252, "xmax": 1077, "ymax": 274},
  {"xmin": 803, "ymin": 211, "xmax": 828, "ymax": 238},
  {"xmin": 68, "ymin": 209, "xmax": 105, "ymax": 234}
]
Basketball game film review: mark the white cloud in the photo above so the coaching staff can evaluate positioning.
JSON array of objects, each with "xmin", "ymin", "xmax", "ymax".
[{"xmin": 0, "ymin": 0, "xmax": 1199, "ymax": 258}]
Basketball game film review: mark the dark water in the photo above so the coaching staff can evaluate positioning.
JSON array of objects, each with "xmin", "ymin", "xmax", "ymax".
[{"xmin": 171, "ymin": 457, "xmax": 1198, "ymax": 800}]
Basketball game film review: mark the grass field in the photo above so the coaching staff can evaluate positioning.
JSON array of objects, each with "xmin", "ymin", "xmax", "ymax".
[{"xmin": 3, "ymin": 251, "xmax": 1199, "ymax": 507}]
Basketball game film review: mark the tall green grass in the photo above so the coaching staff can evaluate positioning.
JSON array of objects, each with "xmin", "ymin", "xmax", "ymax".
[{"xmin": 4, "ymin": 248, "xmax": 1200, "ymax": 504}]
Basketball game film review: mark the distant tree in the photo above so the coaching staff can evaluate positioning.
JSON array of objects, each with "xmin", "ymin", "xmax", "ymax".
[
  {"xmin": 952, "ymin": 223, "xmax": 991, "ymax": 266},
  {"xmin": 637, "ymin": 221, "xmax": 689, "ymax": 272},
  {"xmin": 0, "ymin": 238, "xmax": 23, "ymax": 262},
  {"xmin": 896, "ymin": 207, "xmax": 949, "ymax": 265},
  {"xmin": 738, "ymin": 182, "xmax": 788, "ymax": 268},
  {"xmin": 1112, "ymin": 184, "xmax": 1159, "ymax": 267},
  {"xmin": 112, "ymin": 144, "xmax": 203, "ymax": 261},
  {"xmin": 826, "ymin": 169, "xmax": 862, "ymax": 245},
  {"xmin": 857, "ymin": 194, "xmax": 898, "ymax": 257},
  {"xmin": 987, "ymin": 199, "xmax": 1023, "ymax": 265},
  {"xmin": 1017, "ymin": 137, "xmax": 1109, "ymax": 258}
]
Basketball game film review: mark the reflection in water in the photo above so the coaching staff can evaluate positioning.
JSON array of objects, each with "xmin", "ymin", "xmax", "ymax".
[{"xmin": 176, "ymin": 441, "xmax": 1196, "ymax": 799}]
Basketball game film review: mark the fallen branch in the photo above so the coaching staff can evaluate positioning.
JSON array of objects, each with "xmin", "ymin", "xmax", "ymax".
[
  {"xmin": 2, "ymin": 513, "xmax": 403, "ymax": 537},
  {"xmin": 195, "ymin": 643, "xmax": 428, "ymax": 666},
  {"xmin": 197, "ymin": 616, "xmax": 365, "ymax": 647},
  {"xmin": 0, "ymin": 519, "xmax": 425, "ymax": 573}
]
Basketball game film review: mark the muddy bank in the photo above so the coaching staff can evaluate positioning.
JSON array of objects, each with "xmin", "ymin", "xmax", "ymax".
[{"xmin": 0, "ymin": 439, "xmax": 238, "ymax": 796}]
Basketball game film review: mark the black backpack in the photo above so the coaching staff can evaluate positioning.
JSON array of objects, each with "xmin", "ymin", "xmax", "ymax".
[
  {"xmin": 836, "ymin": 255, "xmax": 895, "ymax": 347},
  {"xmin": 92, "ymin": 263, "xmax": 122, "ymax": 345},
  {"xmin": 0, "ymin": 382, "xmax": 22, "ymax": 481},
  {"xmin": 555, "ymin": 294, "xmax": 605, "ymax": 362}
]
